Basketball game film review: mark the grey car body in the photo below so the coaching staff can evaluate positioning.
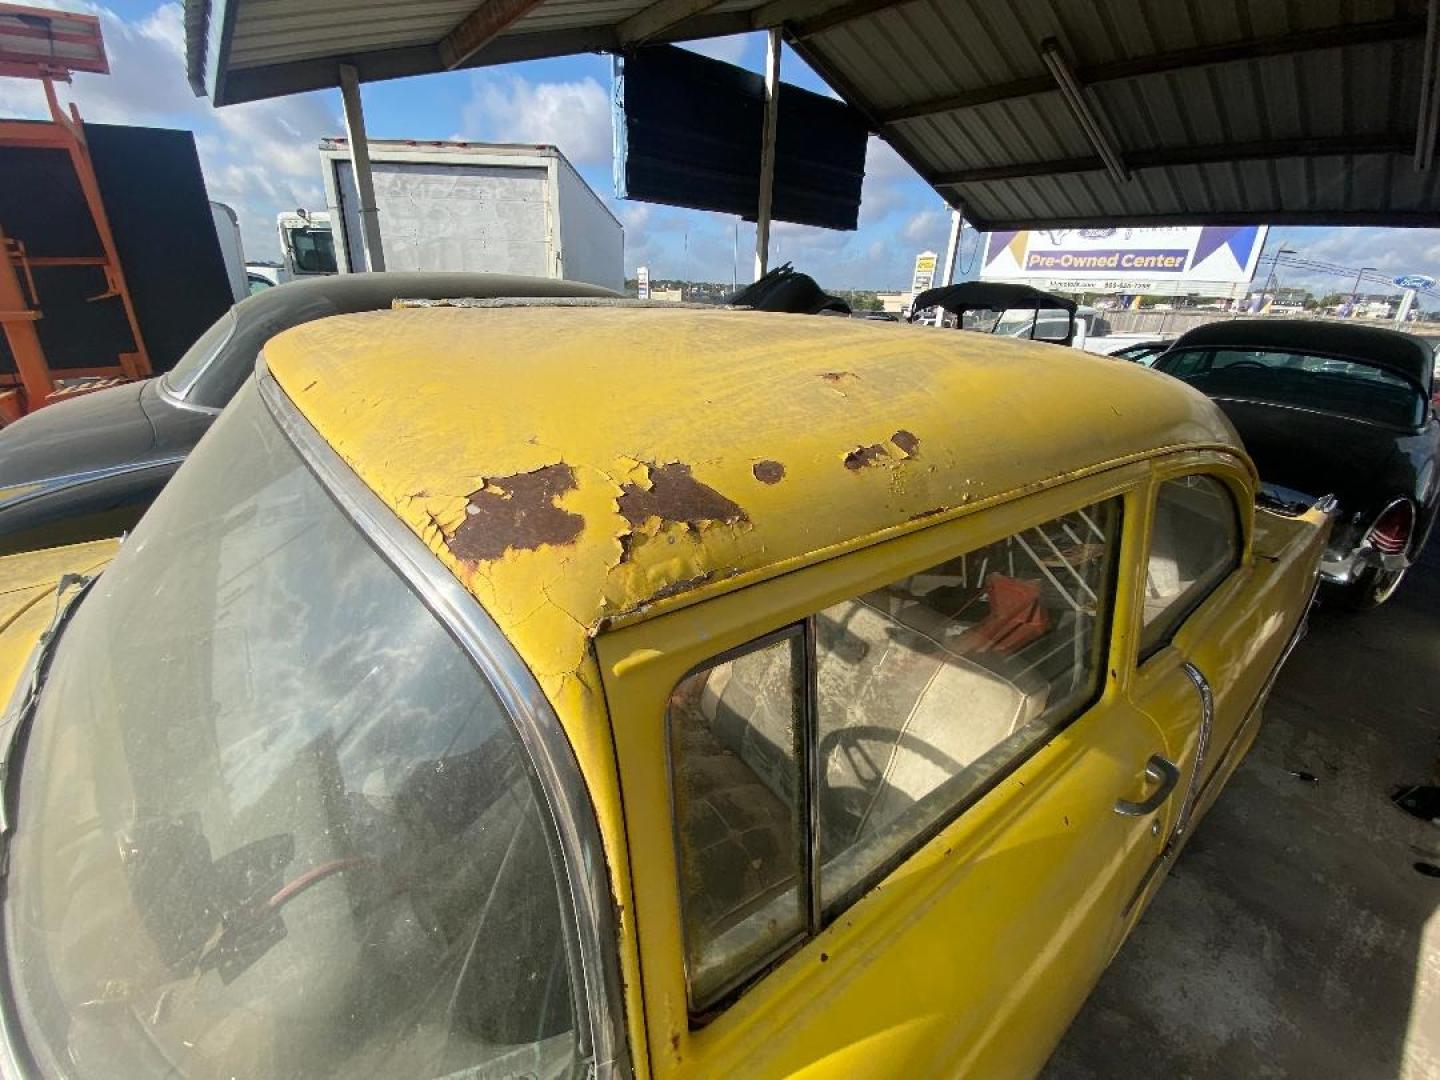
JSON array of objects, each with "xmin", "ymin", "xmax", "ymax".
[{"xmin": 0, "ymin": 273, "xmax": 616, "ymax": 555}]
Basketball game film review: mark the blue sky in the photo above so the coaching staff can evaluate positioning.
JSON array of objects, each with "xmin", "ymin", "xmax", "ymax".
[{"xmin": 4, "ymin": 1, "xmax": 1438, "ymax": 295}]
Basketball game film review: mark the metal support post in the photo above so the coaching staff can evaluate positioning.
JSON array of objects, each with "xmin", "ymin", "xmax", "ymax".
[
  {"xmin": 339, "ymin": 63, "xmax": 386, "ymax": 272},
  {"xmin": 0, "ymin": 226, "xmax": 53, "ymax": 410},
  {"xmin": 933, "ymin": 207, "xmax": 963, "ymax": 326},
  {"xmin": 754, "ymin": 27, "xmax": 781, "ymax": 282}
]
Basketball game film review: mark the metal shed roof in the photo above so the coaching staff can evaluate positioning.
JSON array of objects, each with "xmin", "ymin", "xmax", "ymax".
[{"xmin": 185, "ymin": 0, "xmax": 1440, "ymax": 229}]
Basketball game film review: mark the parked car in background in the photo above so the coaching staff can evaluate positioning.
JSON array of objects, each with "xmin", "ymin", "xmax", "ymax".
[
  {"xmin": 0, "ymin": 273, "xmax": 616, "ymax": 555},
  {"xmin": 911, "ymin": 282, "xmax": 1079, "ymax": 344},
  {"xmin": 1153, "ymin": 319, "xmax": 1439, "ymax": 609},
  {"xmin": 1108, "ymin": 340, "xmax": 1173, "ymax": 365},
  {"xmin": 0, "ymin": 300, "xmax": 1334, "ymax": 1078}
]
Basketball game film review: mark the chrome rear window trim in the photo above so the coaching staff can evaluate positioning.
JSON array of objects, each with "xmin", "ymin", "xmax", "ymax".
[{"xmin": 257, "ymin": 362, "xmax": 628, "ymax": 1079}]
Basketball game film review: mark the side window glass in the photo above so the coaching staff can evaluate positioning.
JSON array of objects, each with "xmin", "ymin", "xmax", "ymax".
[
  {"xmin": 816, "ymin": 497, "xmax": 1121, "ymax": 907},
  {"xmin": 668, "ymin": 499, "xmax": 1123, "ymax": 1014},
  {"xmin": 1140, "ymin": 475, "xmax": 1240, "ymax": 658},
  {"xmin": 668, "ymin": 629, "xmax": 807, "ymax": 1012}
]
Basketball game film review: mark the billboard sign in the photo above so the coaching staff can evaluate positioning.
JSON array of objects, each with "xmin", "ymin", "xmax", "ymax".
[
  {"xmin": 1393, "ymin": 273, "xmax": 1436, "ymax": 290},
  {"xmin": 980, "ymin": 226, "xmax": 1269, "ymax": 299},
  {"xmin": 637, "ymin": 265, "xmax": 650, "ymax": 300},
  {"xmin": 911, "ymin": 251, "xmax": 937, "ymax": 295}
]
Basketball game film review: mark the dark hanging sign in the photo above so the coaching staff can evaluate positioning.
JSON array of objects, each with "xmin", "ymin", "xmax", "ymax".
[{"xmin": 613, "ymin": 45, "xmax": 868, "ymax": 231}]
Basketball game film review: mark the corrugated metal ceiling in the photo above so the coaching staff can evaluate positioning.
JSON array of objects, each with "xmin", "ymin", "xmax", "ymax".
[{"xmin": 184, "ymin": 0, "xmax": 1440, "ymax": 227}]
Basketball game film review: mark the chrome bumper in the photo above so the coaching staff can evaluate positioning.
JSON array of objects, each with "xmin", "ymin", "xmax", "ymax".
[{"xmin": 1319, "ymin": 543, "xmax": 1409, "ymax": 586}]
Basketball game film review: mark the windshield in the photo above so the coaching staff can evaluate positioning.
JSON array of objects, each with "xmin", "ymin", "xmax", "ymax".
[
  {"xmin": 1157, "ymin": 346, "xmax": 1426, "ymax": 428},
  {"xmin": 990, "ymin": 308, "xmax": 1073, "ymax": 342},
  {"xmin": 7, "ymin": 382, "xmax": 579, "ymax": 1079},
  {"xmin": 287, "ymin": 227, "xmax": 337, "ymax": 274}
]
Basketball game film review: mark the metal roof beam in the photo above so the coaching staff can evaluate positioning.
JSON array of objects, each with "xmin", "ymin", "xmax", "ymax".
[
  {"xmin": 884, "ymin": 16, "xmax": 1426, "ymax": 124},
  {"xmin": 934, "ymin": 133, "xmax": 1415, "ymax": 185},
  {"xmin": 440, "ymin": 0, "xmax": 545, "ymax": 70},
  {"xmin": 619, "ymin": 0, "xmax": 726, "ymax": 45},
  {"xmin": 789, "ymin": 0, "xmax": 920, "ymax": 39},
  {"xmin": 1417, "ymin": 0, "xmax": 1439, "ymax": 171},
  {"xmin": 750, "ymin": 0, "xmax": 839, "ymax": 27}
]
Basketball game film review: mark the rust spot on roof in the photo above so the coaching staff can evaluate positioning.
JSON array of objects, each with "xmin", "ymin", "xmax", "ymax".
[
  {"xmin": 448, "ymin": 463, "xmax": 584, "ymax": 562},
  {"xmin": 843, "ymin": 444, "xmax": 889, "ymax": 471},
  {"xmin": 891, "ymin": 429, "xmax": 920, "ymax": 457},
  {"xmin": 618, "ymin": 462, "xmax": 748, "ymax": 528},
  {"xmin": 752, "ymin": 460, "xmax": 785, "ymax": 485}
]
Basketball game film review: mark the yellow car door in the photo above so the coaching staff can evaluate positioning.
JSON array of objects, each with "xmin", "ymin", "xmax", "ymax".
[
  {"xmin": 597, "ymin": 473, "xmax": 1176, "ymax": 1078},
  {"xmin": 1123, "ymin": 457, "xmax": 1330, "ymax": 924}
]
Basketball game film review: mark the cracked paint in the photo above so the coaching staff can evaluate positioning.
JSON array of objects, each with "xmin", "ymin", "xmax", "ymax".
[{"xmin": 448, "ymin": 463, "xmax": 585, "ymax": 562}]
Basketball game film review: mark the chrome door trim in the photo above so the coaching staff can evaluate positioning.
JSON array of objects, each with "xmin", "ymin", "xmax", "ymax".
[
  {"xmin": 258, "ymin": 366, "xmax": 629, "ymax": 1079},
  {"xmin": 1173, "ymin": 662, "xmax": 1213, "ymax": 841}
]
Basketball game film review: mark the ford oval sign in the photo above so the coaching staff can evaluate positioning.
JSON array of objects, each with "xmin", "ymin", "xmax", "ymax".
[{"xmin": 1393, "ymin": 273, "xmax": 1436, "ymax": 290}]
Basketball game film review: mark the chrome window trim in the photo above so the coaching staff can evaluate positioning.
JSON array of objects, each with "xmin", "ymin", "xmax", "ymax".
[
  {"xmin": 155, "ymin": 378, "xmax": 222, "ymax": 416},
  {"xmin": 257, "ymin": 364, "xmax": 628, "ymax": 1079},
  {"xmin": 0, "ymin": 455, "xmax": 189, "ymax": 515},
  {"xmin": 1207, "ymin": 395, "xmax": 1425, "ymax": 434},
  {"xmin": 159, "ymin": 307, "xmax": 239, "ymax": 404}
]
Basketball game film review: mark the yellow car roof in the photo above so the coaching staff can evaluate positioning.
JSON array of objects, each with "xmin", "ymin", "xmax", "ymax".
[{"xmin": 265, "ymin": 304, "xmax": 1242, "ymax": 706}]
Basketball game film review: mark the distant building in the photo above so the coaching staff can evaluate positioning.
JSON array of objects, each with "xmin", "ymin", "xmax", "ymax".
[
  {"xmin": 877, "ymin": 291, "xmax": 909, "ymax": 314},
  {"xmin": 650, "ymin": 286, "xmax": 684, "ymax": 303}
]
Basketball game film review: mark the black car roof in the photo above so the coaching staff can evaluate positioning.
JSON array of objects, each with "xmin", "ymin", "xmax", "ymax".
[
  {"xmin": 911, "ymin": 281, "xmax": 1077, "ymax": 315},
  {"xmin": 1168, "ymin": 319, "xmax": 1435, "ymax": 387}
]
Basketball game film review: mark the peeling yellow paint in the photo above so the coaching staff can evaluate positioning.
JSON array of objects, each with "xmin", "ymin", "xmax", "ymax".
[{"xmin": 264, "ymin": 305, "xmax": 1245, "ymax": 723}]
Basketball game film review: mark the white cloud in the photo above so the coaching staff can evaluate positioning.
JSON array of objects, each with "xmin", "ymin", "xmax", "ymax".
[
  {"xmin": 903, "ymin": 209, "xmax": 947, "ymax": 244},
  {"xmin": 457, "ymin": 75, "xmax": 612, "ymax": 166},
  {"xmin": 678, "ymin": 34, "xmax": 755, "ymax": 67}
]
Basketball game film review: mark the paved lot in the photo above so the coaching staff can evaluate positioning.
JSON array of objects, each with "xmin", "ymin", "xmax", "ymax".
[{"xmin": 1044, "ymin": 534, "xmax": 1440, "ymax": 1080}]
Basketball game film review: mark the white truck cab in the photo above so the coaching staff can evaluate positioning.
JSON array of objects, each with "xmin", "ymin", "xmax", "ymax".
[{"xmin": 277, "ymin": 210, "xmax": 337, "ymax": 281}]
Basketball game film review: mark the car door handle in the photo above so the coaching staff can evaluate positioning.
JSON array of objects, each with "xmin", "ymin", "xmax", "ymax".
[{"xmin": 1114, "ymin": 754, "xmax": 1182, "ymax": 816}]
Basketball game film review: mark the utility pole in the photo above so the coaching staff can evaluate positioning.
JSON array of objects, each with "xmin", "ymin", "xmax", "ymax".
[
  {"xmin": 1261, "ymin": 245, "xmax": 1296, "ymax": 309},
  {"xmin": 1349, "ymin": 266, "xmax": 1376, "ymax": 317}
]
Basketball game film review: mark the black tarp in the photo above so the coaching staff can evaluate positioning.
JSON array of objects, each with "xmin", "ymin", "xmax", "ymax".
[
  {"xmin": 0, "ymin": 122, "xmax": 232, "ymax": 378},
  {"xmin": 614, "ymin": 45, "xmax": 868, "ymax": 231}
]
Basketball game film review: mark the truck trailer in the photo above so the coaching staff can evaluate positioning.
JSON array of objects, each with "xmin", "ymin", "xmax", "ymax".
[{"xmin": 315, "ymin": 139, "xmax": 624, "ymax": 291}]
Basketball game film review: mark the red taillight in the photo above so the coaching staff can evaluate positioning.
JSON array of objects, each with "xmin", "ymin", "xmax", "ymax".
[{"xmin": 1368, "ymin": 501, "xmax": 1414, "ymax": 555}]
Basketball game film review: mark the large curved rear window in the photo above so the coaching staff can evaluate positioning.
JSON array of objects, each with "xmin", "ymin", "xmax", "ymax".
[
  {"xmin": 7, "ymin": 381, "xmax": 579, "ymax": 1078},
  {"xmin": 1157, "ymin": 346, "xmax": 1426, "ymax": 428}
]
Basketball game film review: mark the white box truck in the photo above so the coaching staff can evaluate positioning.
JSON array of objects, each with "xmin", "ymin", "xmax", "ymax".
[{"xmin": 317, "ymin": 139, "xmax": 624, "ymax": 291}]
